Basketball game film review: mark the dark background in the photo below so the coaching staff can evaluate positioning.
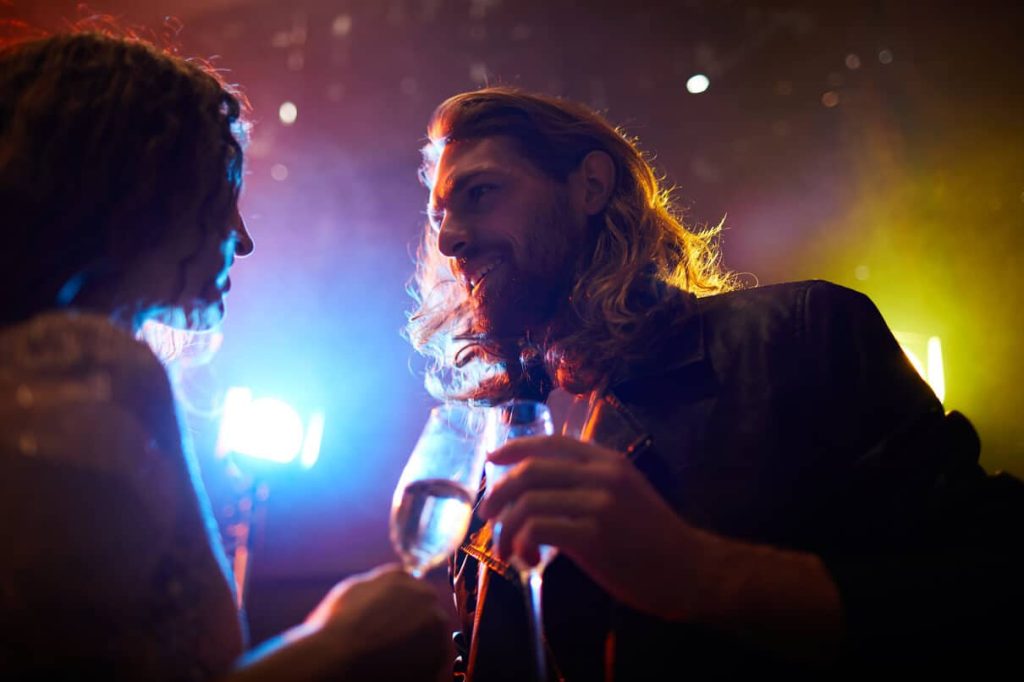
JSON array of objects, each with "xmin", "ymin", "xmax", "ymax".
[{"xmin": 8, "ymin": 0, "xmax": 1023, "ymax": 644}]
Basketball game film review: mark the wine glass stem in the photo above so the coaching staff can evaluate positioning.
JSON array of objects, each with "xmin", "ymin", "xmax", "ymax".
[{"xmin": 524, "ymin": 568, "xmax": 547, "ymax": 682}]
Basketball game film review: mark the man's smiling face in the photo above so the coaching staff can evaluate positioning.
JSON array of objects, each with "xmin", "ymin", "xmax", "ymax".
[{"xmin": 427, "ymin": 136, "xmax": 586, "ymax": 338}]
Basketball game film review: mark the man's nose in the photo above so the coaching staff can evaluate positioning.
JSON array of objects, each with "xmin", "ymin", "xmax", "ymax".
[{"xmin": 437, "ymin": 214, "xmax": 470, "ymax": 257}]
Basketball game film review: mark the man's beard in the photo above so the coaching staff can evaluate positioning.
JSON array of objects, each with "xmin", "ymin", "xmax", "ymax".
[{"xmin": 469, "ymin": 192, "xmax": 578, "ymax": 341}]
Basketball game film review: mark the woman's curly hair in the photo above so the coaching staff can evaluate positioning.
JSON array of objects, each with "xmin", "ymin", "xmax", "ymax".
[
  {"xmin": 0, "ymin": 18, "xmax": 248, "ymax": 326},
  {"xmin": 406, "ymin": 87, "xmax": 737, "ymax": 402}
]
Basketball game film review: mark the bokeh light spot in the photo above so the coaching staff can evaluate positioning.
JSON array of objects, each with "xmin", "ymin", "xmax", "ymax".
[
  {"xmin": 326, "ymin": 83, "xmax": 345, "ymax": 102},
  {"xmin": 879, "ymin": 49, "xmax": 894, "ymax": 64},
  {"xmin": 469, "ymin": 62, "xmax": 490, "ymax": 85},
  {"xmin": 511, "ymin": 23, "xmax": 532, "ymax": 41},
  {"xmin": 686, "ymin": 74, "xmax": 710, "ymax": 94},
  {"xmin": 270, "ymin": 163, "xmax": 289, "ymax": 181},
  {"xmin": 279, "ymin": 101, "xmax": 298, "ymax": 125},
  {"xmin": 399, "ymin": 76, "xmax": 418, "ymax": 96},
  {"xmin": 332, "ymin": 14, "xmax": 353, "ymax": 37},
  {"xmin": 821, "ymin": 90, "xmax": 840, "ymax": 108},
  {"xmin": 845, "ymin": 53, "xmax": 861, "ymax": 70}
]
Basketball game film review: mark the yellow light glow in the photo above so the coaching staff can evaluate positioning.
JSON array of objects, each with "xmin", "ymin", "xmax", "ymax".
[
  {"xmin": 894, "ymin": 332, "xmax": 945, "ymax": 404},
  {"xmin": 927, "ymin": 336, "xmax": 945, "ymax": 403},
  {"xmin": 902, "ymin": 346, "xmax": 925, "ymax": 378}
]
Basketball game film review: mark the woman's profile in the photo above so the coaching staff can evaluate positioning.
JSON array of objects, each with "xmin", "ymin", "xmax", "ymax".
[{"xmin": 0, "ymin": 21, "xmax": 449, "ymax": 681}]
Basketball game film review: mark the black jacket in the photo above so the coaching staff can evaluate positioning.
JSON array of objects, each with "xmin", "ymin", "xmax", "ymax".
[{"xmin": 451, "ymin": 280, "xmax": 1023, "ymax": 680}]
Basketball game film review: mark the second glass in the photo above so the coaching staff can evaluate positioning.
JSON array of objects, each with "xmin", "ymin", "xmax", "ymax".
[{"xmin": 483, "ymin": 399, "xmax": 556, "ymax": 682}]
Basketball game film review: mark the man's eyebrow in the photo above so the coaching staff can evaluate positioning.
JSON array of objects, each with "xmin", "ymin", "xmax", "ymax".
[{"xmin": 432, "ymin": 168, "xmax": 503, "ymax": 210}]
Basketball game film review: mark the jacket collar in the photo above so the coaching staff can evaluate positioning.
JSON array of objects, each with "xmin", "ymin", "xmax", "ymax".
[{"xmin": 610, "ymin": 289, "xmax": 706, "ymax": 389}]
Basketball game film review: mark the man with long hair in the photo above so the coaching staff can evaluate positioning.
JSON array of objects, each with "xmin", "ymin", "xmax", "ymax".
[{"xmin": 406, "ymin": 88, "xmax": 1022, "ymax": 680}]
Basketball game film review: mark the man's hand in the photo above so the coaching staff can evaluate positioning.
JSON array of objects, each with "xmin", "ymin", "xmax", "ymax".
[
  {"xmin": 478, "ymin": 435, "xmax": 707, "ymax": 620},
  {"xmin": 478, "ymin": 435, "xmax": 843, "ymax": 664}
]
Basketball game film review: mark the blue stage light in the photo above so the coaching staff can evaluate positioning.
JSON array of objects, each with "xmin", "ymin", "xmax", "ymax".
[{"xmin": 216, "ymin": 387, "xmax": 324, "ymax": 467}]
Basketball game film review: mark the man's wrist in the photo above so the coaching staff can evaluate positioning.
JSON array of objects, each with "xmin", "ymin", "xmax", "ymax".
[{"xmin": 671, "ymin": 525, "xmax": 844, "ymax": 664}]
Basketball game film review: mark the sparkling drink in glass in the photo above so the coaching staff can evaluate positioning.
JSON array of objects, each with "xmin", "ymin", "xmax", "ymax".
[{"xmin": 390, "ymin": 403, "xmax": 488, "ymax": 578}]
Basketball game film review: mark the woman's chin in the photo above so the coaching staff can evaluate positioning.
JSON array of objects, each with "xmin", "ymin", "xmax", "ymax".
[
  {"xmin": 148, "ymin": 299, "xmax": 226, "ymax": 332},
  {"xmin": 137, "ymin": 302, "xmax": 226, "ymax": 365},
  {"xmin": 193, "ymin": 299, "xmax": 227, "ymax": 331}
]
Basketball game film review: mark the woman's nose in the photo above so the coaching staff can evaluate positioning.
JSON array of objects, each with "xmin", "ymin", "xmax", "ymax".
[{"xmin": 233, "ymin": 211, "xmax": 255, "ymax": 257}]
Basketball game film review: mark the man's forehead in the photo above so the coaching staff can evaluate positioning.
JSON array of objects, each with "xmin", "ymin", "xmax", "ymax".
[{"xmin": 431, "ymin": 136, "xmax": 531, "ymax": 195}]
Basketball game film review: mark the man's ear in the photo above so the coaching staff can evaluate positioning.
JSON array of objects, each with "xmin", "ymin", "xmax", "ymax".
[{"xmin": 578, "ymin": 150, "xmax": 616, "ymax": 216}]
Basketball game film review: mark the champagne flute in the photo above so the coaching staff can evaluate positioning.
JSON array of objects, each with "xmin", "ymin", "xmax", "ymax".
[
  {"xmin": 390, "ymin": 403, "xmax": 488, "ymax": 578},
  {"xmin": 483, "ymin": 399, "xmax": 556, "ymax": 682}
]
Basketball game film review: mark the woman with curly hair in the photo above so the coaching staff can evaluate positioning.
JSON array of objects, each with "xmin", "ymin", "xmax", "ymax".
[{"xmin": 0, "ymin": 25, "xmax": 449, "ymax": 681}]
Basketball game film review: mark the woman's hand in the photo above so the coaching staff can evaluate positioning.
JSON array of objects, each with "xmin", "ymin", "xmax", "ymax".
[
  {"xmin": 231, "ymin": 564, "xmax": 452, "ymax": 682},
  {"xmin": 307, "ymin": 564, "xmax": 453, "ymax": 681}
]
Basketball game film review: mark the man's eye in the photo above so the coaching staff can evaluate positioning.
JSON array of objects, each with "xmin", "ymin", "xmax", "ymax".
[
  {"xmin": 468, "ymin": 184, "xmax": 497, "ymax": 203},
  {"xmin": 427, "ymin": 209, "xmax": 444, "ymax": 230}
]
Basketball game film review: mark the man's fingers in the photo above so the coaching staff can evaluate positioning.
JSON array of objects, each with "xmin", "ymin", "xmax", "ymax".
[
  {"xmin": 480, "ymin": 457, "xmax": 619, "ymax": 519},
  {"xmin": 487, "ymin": 435, "xmax": 619, "ymax": 466},
  {"xmin": 495, "ymin": 489, "xmax": 613, "ymax": 559},
  {"xmin": 510, "ymin": 516, "xmax": 599, "ymax": 567}
]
